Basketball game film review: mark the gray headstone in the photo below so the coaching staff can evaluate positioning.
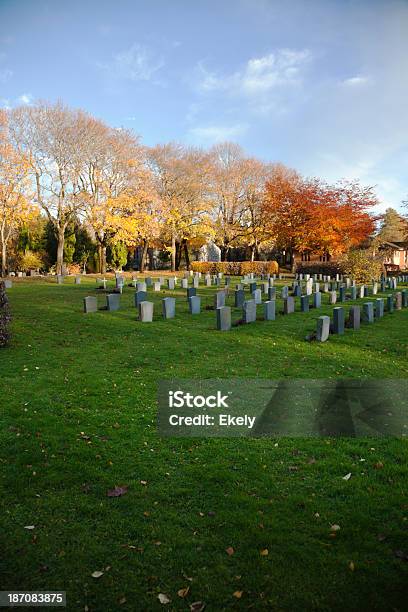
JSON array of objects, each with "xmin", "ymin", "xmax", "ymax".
[
  {"xmin": 332, "ymin": 307, "xmax": 345, "ymax": 334},
  {"xmin": 339, "ymin": 286, "xmax": 346, "ymax": 302},
  {"xmin": 189, "ymin": 295, "xmax": 201, "ymax": 314},
  {"xmin": 57, "ymin": 275, "xmax": 64, "ymax": 284},
  {"xmin": 243, "ymin": 299, "xmax": 257, "ymax": 323},
  {"xmin": 359, "ymin": 285, "xmax": 365, "ymax": 299},
  {"xmin": 283, "ymin": 296, "xmax": 295, "ymax": 314},
  {"xmin": 375, "ymin": 298, "xmax": 384, "ymax": 319},
  {"xmin": 301, "ymin": 295, "xmax": 309, "ymax": 312},
  {"xmin": 4, "ymin": 280, "xmax": 12, "ymax": 289},
  {"xmin": 162, "ymin": 297, "xmax": 176, "ymax": 319},
  {"xmin": 329, "ymin": 291, "xmax": 337, "ymax": 305},
  {"xmin": 145, "ymin": 277, "xmax": 153, "ymax": 287},
  {"xmin": 235, "ymin": 289, "xmax": 245, "ymax": 308},
  {"xmin": 313, "ymin": 292, "xmax": 321, "ymax": 308},
  {"xmin": 205, "ymin": 274, "xmax": 211, "ymax": 286},
  {"xmin": 249, "ymin": 282, "xmax": 257, "ymax": 294},
  {"xmin": 187, "ymin": 287, "xmax": 197, "ymax": 300},
  {"xmin": 134, "ymin": 290, "xmax": 147, "ymax": 307},
  {"xmin": 362, "ymin": 302, "xmax": 374, "ymax": 323},
  {"xmin": 395, "ymin": 292, "xmax": 402, "ymax": 310},
  {"xmin": 106, "ymin": 293, "xmax": 120, "ymax": 311},
  {"xmin": 281, "ymin": 286, "xmax": 289, "ymax": 299},
  {"xmin": 386, "ymin": 294, "xmax": 394, "ymax": 313},
  {"xmin": 181, "ymin": 278, "xmax": 188, "ymax": 289},
  {"xmin": 167, "ymin": 279, "xmax": 175, "ymax": 290},
  {"xmin": 402, "ymin": 289, "xmax": 408, "ymax": 308},
  {"xmin": 153, "ymin": 282, "xmax": 161, "ymax": 292},
  {"xmin": 348, "ymin": 306, "xmax": 360, "ymax": 330},
  {"xmin": 139, "ymin": 301, "xmax": 154, "ymax": 322},
  {"xmin": 252, "ymin": 288, "xmax": 262, "ymax": 304},
  {"xmin": 316, "ymin": 316, "xmax": 330, "ymax": 342},
  {"xmin": 193, "ymin": 276, "xmax": 199, "ymax": 288},
  {"xmin": 294, "ymin": 285, "xmax": 301, "ymax": 298},
  {"xmin": 214, "ymin": 291, "xmax": 226, "ymax": 309},
  {"xmin": 350, "ymin": 286, "xmax": 357, "ymax": 300},
  {"xmin": 216, "ymin": 306, "xmax": 231, "ymax": 331},
  {"xmin": 75, "ymin": 276, "xmax": 81, "ymax": 285},
  {"xmin": 268, "ymin": 287, "xmax": 276, "ymax": 301},
  {"xmin": 83, "ymin": 296, "xmax": 97, "ymax": 313},
  {"xmin": 264, "ymin": 300, "xmax": 276, "ymax": 321},
  {"xmin": 372, "ymin": 282, "xmax": 378, "ymax": 295},
  {"xmin": 136, "ymin": 282, "xmax": 147, "ymax": 292}
]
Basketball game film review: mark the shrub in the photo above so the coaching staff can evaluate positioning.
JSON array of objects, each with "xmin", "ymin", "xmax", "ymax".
[
  {"xmin": 0, "ymin": 281, "xmax": 11, "ymax": 347},
  {"xmin": 66, "ymin": 263, "xmax": 81, "ymax": 275},
  {"xmin": 190, "ymin": 261, "xmax": 279, "ymax": 275},
  {"xmin": 339, "ymin": 250, "xmax": 384, "ymax": 284},
  {"xmin": 295, "ymin": 261, "xmax": 342, "ymax": 276},
  {"xmin": 18, "ymin": 250, "xmax": 44, "ymax": 272}
]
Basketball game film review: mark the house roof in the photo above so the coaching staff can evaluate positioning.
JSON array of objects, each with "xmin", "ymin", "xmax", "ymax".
[{"xmin": 380, "ymin": 240, "xmax": 408, "ymax": 250}]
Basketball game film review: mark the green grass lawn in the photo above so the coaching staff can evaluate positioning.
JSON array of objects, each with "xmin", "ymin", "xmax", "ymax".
[{"xmin": 1, "ymin": 277, "xmax": 408, "ymax": 611}]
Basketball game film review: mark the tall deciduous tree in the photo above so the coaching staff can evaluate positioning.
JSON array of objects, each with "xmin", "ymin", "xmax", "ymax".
[
  {"xmin": 147, "ymin": 143, "xmax": 212, "ymax": 271},
  {"xmin": 0, "ymin": 110, "xmax": 33, "ymax": 276},
  {"xmin": 9, "ymin": 101, "xmax": 89, "ymax": 274}
]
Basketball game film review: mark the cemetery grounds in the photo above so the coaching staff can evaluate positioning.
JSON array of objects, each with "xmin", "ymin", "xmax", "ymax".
[{"xmin": 1, "ymin": 275, "xmax": 408, "ymax": 611}]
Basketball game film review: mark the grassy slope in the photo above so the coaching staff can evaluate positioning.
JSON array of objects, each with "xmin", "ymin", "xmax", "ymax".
[{"xmin": 1, "ymin": 278, "xmax": 407, "ymax": 611}]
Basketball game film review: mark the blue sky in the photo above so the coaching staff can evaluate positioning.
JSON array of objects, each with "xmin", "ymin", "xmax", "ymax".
[{"xmin": 1, "ymin": 0, "xmax": 407, "ymax": 212}]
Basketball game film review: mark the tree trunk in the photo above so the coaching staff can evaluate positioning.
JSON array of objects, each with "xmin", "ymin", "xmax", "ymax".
[
  {"xmin": 183, "ymin": 239, "xmax": 190, "ymax": 270},
  {"xmin": 171, "ymin": 232, "xmax": 176, "ymax": 272},
  {"xmin": 250, "ymin": 245, "xmax": 255, "ymax": 262},
  {"xmin": 140, "ymin": 240, "xmax": 148, "ymax": 273},
  {"xmin": 1, "ymin": 241, "xmax": 6, "ymax": 277},
  {"xmin": 56, "ymin": 229, "xmax": 65, "ymax": 275},
  {"xmin": 175, "ymin": 241, "xmax": 182, "ymax": 271}
]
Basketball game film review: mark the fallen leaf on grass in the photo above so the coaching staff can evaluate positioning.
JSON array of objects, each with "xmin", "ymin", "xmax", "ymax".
[
  {"xmin": 118, "ymin": 596, "xmax": 126, "ymax": 605},
  {"xmin": 158, "ymin": 593, "xmax": 170, "ymax": 604},
  {"xmin": 24, "ymin": 525, "xmax": 35, "ymax": 530},
  {"xmin": 233, "ymin": 591, "xmax": 243, "ymax": 598},
  {"xmin": 330, "ymin": 524, "xmax": 341, "ymax": 532},
  {"xmin": 342, "ymin": 473, "xmax": 352, "ymax": 481},
  {"xmin": 260, "ymin": 549, "xmax": 269, "ymax": 556},
  {"xmin": 91, "ymin": 571, "xmax": 103, "ymax": 578},
  {"xmin": 140, "ymin": 480, "xmax": 148, "ymax": 486},
  {"xmin": 349, "ymin": 561, "xmax": 355, "ymax": 571},
  {"xmin": 374, "ymin": 461, "xmax": 384, "ymax": 469},
  {"xmin": 107, "ymin": 485, "xmax": 128, "ymax": 497},
  {"xmin": 190, "ymin": 602, "xmax": 205, "ymax": 612},
  {"xmin": 394, "ymin": 550, "xmax": 408, "ymax": 561},
  {"xmin": 226, "ymin": 546, "xmax": 234, "ymax": 556},
  {"xmin": 178, "ymin": 587, "xmax": 190, "ymax": 598}
]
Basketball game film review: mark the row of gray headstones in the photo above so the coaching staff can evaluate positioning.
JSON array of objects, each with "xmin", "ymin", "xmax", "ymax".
[
  {"xmin": 315, "ymin": 291, "xmax": 408, "ymax": 341},
  {"xmin": 84, "ymin": 294, "xmax": 182, "ymax": 320},
  {"xmin": 215, "ymin": 289, "xmax": 408, "ymax": 333}
]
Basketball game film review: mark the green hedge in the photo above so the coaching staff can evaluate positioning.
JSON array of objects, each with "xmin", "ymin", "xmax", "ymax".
[{"xmin": 190, "ymin": 261, "xmax": 279, "ymax": 275}]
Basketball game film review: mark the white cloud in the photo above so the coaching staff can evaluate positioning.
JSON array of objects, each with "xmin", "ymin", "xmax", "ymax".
[
  {"xmin": 98, "ymin": 43, "xmax": 164, "ymax": 82},
  {"xmin": 17, "ymin": 93, "xmax": 33, "ymax": 105},
  {"xmin": 0, "ymin": 68, "xmax": 13, "ymax": 82},
  {"xmin": 196, "ymin": 48, "xmax": 311, "ymax": 96},
  {"xmin": 188, "ymin": 123, "xmax": 249, "ymax": 144},
  {"xmin": 340, "ymin": 75, "xmax": 370, "ymax": 87}
]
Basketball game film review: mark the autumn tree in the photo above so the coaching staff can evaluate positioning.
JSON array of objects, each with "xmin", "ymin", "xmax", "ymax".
[
  {"xmin": 147, "ymin": 143, "xmax": 213, "ymax": 271},
  {"xmin": 0, "ymin": 110, "xmax": 33, "ymax": 276},
  {"xmin": 76, "ymin": 119, "xmax": 146, "ymax": 273},
  {"xmin": 8, "ymin": 101, "xmax": 92, "ymax": 275},
  {"xmin": 263, "ymin": 169, "xmax": 377, "ymax": 267}
]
